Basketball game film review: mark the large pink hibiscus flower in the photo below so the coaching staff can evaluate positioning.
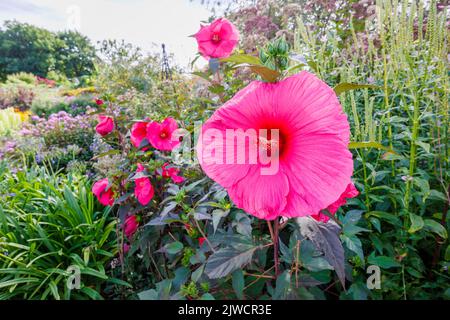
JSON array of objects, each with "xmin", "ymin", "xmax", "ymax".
[
  {"xmin": 196, "ymin": 71, "xmax": 354, "ymax": 221},
  {"xmin": 195, "ymin": 18, "xmax": 239, "ymax": 59}
]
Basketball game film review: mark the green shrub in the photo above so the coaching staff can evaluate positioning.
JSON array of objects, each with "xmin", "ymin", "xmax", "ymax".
[
  {"xmin": 0, "ymin": 165, "xmax": 128, "ymax": 300},
  {"xmin": 1, "ymin": 111, "xmax": 96, "ymax": 173},
  {"xmin": 32, "ymin": 94, "xmax": 95, "ymax": 117},
  {"xmin": 46, "ymin": 70, "xmax": 69, "ymax": 86},
  {"xmin": 5, "ymin": 72, "xmax": 37, "ymax": 86}
]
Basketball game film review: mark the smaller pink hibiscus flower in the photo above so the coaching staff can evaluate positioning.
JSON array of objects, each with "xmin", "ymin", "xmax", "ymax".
[
  {"xmin": 96, "ymin": 115, "xmax": 114, "ymax": 136},
  {"xmin": 95, "ymin": 99, "xmax": 104, "ymax": 106},
  {"xmin": 312, "ymin": 183, "xmax": 359, "ymax": 223},
  {"xmin": 134, "ymin": 163, "xmax": 154, "ymax": 206},
  {"xmin": 147, "ymin": 118, "xmax": 180, "ymax": 151},
  {"xmin": 161, "ymin": 163, "xmax": 184, "ymax": 184},
  {"xmin": 92, "ymin": 178, "xmax": 114, "ymax": 206},
  {"xmin": 124, "ymin": 215, "xmax": 139, "ymax": 239},
  {"xmin": 195, "ymin": 18, "xmax": 239, "ymax": 59},
  {"xmin": 131, "ymin": 121, "xmax": 150, "ymax": 149}
]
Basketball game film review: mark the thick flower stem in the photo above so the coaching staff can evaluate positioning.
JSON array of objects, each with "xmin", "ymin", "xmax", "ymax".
[{"xmin": 273, "ymin": 218, "xmax": 280, "ymax": 278}]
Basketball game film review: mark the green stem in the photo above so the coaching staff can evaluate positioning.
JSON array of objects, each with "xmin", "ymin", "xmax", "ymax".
[
  {"xmin": 405, "ymin": 92, "xmax": 420, "ymax": 210},
  {"xmin": 361, "ymin": 151, "xmax": 371, "ymax": 211},
  {"xmin": 273, "ymin": 218, "xmax": 280, "ymax": 278},
  {"xmin": 382, "ymin": 48, "xmax": 395, "ymax": 177}
]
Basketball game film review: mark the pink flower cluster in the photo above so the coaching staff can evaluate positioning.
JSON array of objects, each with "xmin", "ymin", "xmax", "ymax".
[
  {"xmin": 92, "ymin": 116, "xmax": 185, "ymax": 240},
  {"xmin": 130, "ymin": 117, "xmax": 180, "ymax": 151},
  {"xmin": 95, "ymin": 116, "xmax": 181, "ymax": 153}
]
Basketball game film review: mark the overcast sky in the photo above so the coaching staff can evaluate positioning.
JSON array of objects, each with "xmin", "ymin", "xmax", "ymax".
[{"xmin": 0, "ymin": 0, "xmax": 214, "ymax": 69}]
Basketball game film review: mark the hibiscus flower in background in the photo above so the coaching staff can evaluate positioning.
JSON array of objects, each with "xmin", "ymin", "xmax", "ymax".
[
  {"xmin": 124, "ymin": 215, "xmax": 139, "ymax": 239},
  {"xmin": 195, "ymin": 18, "xmax": 240, "ymax": 59},
  {"xmin": 96, "ymin": 115, "xmax": 114, "ymax": 136},
  {"xmin": 131, "ymin": 121, "xmax": 150, "ymax": 149},
  {"xmin": 95, "ymin": 99, "xmax": 104, "ymax": 106},
  {"xmin": 161, "ymin": 163, "xmax": 184, "ymax": 184},
  {"xmin": 197, "ymin": 71, "xmax": 355, "ymax": 221},
  {"xmin": 147, "ymin": 117, "xmax": 180, "ymax": 151},
  {"xmin": 134, "ymin": 163, "xmax": 154, "ymax": 206},
  {"xmin": 92, "ymin": 178, "xmax": 114, "ymax": 206},
  {"xmin": 198, "ymin": 237, "xmax": 206, "ymax": 247}
]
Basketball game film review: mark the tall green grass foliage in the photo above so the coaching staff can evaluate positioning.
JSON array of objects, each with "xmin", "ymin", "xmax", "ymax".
[
  {"xmin": 0, "ymin": 164, "xmax": 128, "ymax": 300},
  {"xmin": 296, "ymin": 0, "xmax": 448, "ymax": 299}
]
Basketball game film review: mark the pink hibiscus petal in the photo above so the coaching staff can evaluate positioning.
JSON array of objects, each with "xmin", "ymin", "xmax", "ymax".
[
  {"xmin": 227, "ymin": 166, "xmax": 289, "ymax": 220},
  {"xmin": 131, "ymin": 122, "xmax": 149, "ymax": 148}
]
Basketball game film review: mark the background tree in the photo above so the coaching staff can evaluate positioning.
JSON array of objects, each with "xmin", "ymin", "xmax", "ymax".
[
  {"xmin": 55, "ymin": 31, "xmax": 97, "ymax": 79},
  {"xmin": 0, "ymin": 21, "xmax": 61, "ymax": 79},
  {"xmin": 0, "ymin": 21, "xmax": 97, "ymax": 80}
]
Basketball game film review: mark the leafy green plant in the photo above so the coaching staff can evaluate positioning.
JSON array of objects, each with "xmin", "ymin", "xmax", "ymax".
[
  {"xmin": 0, "ymin": 165, "xmax": 126, "ymax": 300},
  {"xmin": 32, "ymin": 94, "xmax": 96, "ymax": 117},
  {"xmin": 5, "ymin": 72, "xmax": 37, "ymax": 86}
]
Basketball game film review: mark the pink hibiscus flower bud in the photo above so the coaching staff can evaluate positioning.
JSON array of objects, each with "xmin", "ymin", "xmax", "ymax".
[
  {"xmin": 92, "ymin": 178, "xmax": 115, "ymax": 206},
  {"xmin": 124, "ymin": 215, "xmax": 139, "ymax": 239},
  {"xmin": 161, "ymin": 163, "xmax": 185, "ymax": 184},
  {"xmin": 95, "ymin": 99, "xmax": 104, "ymax": 106},
  {"xmin": 123, "ymin": 243, "xmax": 130, "ymax": 254},
  {"xmin": 196, "ymin": 71, "xmax": 356, "ymax": 221},
  {"xmin": 96, "ymin": 115, "xmax": 114, "ymax": 136},
  {"xmin": 195, "ymin": 18, "xmax": 240, "ymax": 59},
  {"xmin": 147, "ymin": 118, "xmax": 180, "ymax": 151},
  {"xmin": 131, "ymin": 121, "xmax": 150, "ymax": 149},
  {"xmin": 134, "ymin": 163, "xmax": 154, "ymax": 206}
]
